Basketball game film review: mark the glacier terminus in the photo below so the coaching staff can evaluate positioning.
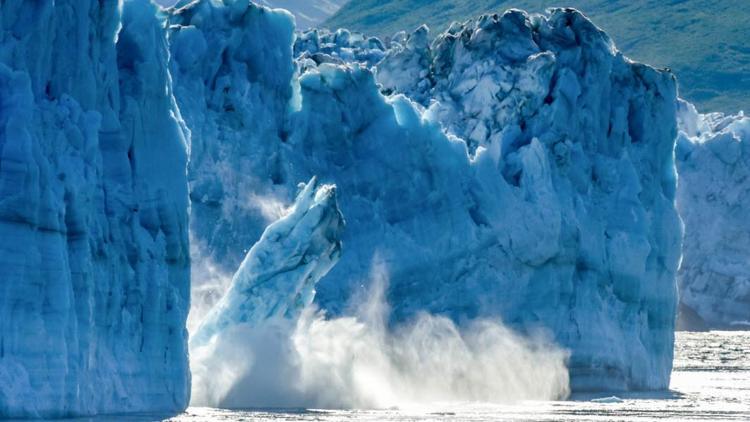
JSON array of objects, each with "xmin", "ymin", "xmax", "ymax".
[{"xmin": 0, "ymin": 0, "xmax": 747, "ymax": 419}]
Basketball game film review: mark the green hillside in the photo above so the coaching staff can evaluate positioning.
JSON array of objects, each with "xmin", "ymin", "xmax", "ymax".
[{"xmin": 326, "ymin": 0, "xmax": 750, "ymax": 114}]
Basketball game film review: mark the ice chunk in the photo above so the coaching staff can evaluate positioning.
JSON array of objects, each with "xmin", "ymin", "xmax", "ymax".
[{"xmin": 190, "ymin": 178, "xmax": 344, "ymax": 348}]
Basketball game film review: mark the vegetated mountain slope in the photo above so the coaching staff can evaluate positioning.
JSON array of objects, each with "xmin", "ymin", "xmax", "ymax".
[
  {"xmin": 326, "ymin": 0, "xmax": 750, "ymax": 114},
  {"xmin": 257, "ymin": 0, "xmax": 347, "ymax": 29}
]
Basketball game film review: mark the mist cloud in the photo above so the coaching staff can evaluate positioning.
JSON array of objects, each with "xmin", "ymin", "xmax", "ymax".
[{"xmin": 189, "ymin": 263, "xmax": 570, "ymax": 409}]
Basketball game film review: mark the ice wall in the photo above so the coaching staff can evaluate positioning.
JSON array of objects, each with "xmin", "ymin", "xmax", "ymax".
[
  {"xmin": 0, "ymin": 0, "xmax": 190, "ymax": 417},
  {"xmin": 169, "ymin": 0, "xmax": 296, "ymax": 274},
  {"xmin": 171, "ymin": 1, "xmax": 681, "ymax": 391},
  {"xmin": 676, "ymin": 101, "xmax": 750, "ymax": 329}
]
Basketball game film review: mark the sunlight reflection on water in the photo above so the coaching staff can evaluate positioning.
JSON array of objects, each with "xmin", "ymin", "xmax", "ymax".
[
  {"xmin": 164, "ymin": 331, "xmax": 750, "ymax": 421},
  {"xmin": 44, "ymin": 331, "xmax": 750, "ymax": 422}
]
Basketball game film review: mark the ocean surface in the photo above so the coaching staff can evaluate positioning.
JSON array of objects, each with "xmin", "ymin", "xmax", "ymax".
[{"xmin": 53, "ymin": 331, "xmax": 750, "ymax": 421}]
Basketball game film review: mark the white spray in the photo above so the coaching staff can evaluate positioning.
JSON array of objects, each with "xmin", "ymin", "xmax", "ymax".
[{"xmin": 189, "ymin": 262, "xmax": 570, "ymax": 409}]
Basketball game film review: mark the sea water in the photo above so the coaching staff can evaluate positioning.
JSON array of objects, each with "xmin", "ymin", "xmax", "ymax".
[{"xmin": 43, "ymin": 331, "xmax": 750, "ymax": 421}]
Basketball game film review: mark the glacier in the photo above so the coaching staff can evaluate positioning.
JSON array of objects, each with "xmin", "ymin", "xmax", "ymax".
[
  {"xmin": 0, "ymin": 0, "xmax": 189, "ymax": 417},
  {"xmin": 675, "ymin": 101, "xmax": 750, "ymax": 329},
  {"xmin": 171, "ymin": 1, "xmax": 682, "ymax": 392},
  {"xmin": 0, "ymin": 0, "xmax": 696, "ymax": 415}
]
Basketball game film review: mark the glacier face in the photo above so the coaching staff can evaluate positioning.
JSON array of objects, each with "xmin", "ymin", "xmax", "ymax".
[
  {"xmin": 676, "ymin": 101, "xmax": 750, "ymax": 329},
  {"xmin": 172, "ymin": 1, "xmax": 681, "ymax": 392},
  {"xmin": 0, "ymin": 0, "xmax": 190, "ymax": 417},
  {"xmin": 168, "ymin": 0, "xmax": 297, "ymax": 277}
]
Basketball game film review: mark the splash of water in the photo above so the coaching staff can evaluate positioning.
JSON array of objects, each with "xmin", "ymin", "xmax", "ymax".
[
  {"xmin": 187, "ymin": 236, "xmax": 233, "ymax": 334},
  {"xmin": 189, "ymin": 262, "xmax": 570, "ymax": 409}
]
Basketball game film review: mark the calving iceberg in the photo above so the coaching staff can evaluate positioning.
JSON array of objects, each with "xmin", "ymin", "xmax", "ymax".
[
  {"xmin": 191, "ymin": 178, "xmax": 344, "ymax": 348},
  {"xmin": 0, "ymin": 0, "xmax": 189, "ymax": 417},
  {"xmin": 171, "ymin": 1, "xmax": 681, "ymax": 391},
  {"xmin": 189, "ymin": 178, "xmax": 345, "ymax": 407},
  {"xmin": 676, "ymin": 101, "xmax": 750, "ymax": 329}
]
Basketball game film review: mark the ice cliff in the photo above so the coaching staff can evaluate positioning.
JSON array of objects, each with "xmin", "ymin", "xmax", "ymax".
[
  {"xmin": 171, "ymin": 1, "xmax": 681, "ymax": 391},
  {"xmin": 168, "ymin": 0, "xmax": 296, "ymax": 277},
  {"xmin": 676, "ymin": 101, "xmax": 750, "ymax": 329},
  {"xmin": 0, "ymin": 0, "xmax": 190, "ymax": 417}
]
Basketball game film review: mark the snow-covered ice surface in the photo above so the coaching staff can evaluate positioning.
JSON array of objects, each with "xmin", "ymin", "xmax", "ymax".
[
  {"xmin": 675, "ymin": 101, "xmax": 750, "ymax": 330},
  {"xmin": 173, "ymin": 1, "xmax": 681, "ymax": 393},
  {"xmin": 0, "ymin": 0, "xmax": 190, "ymax": 417}
]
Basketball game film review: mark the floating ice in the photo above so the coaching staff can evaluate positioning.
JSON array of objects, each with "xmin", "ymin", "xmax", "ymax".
[{"xmin": 591, "ymin": 396, "xmax": 625, "ymax": 403}]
